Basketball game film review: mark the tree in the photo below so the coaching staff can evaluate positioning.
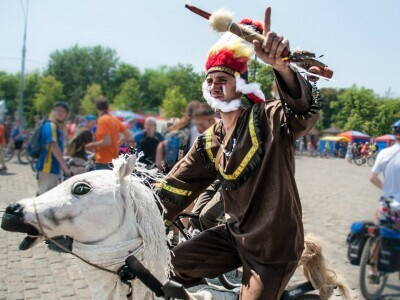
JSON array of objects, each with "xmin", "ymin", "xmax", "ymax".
[
  {"xmin": 330, "ymin": 85, "xmax": 379, "ymax": 135},
  {"xmin": 113, "ymin": 78, "xmax": 141, "ymax": 111},
  {"xmin": 110, "ymin": 63, "xmax": 140, "ymax": 99},
  {"xmin": 81, "ymin": 83, "xmax": 104, "ymax": 115},
  {"xmin": 23, "ymin": 72, "xmax": 41, "ymax": 125},
  {"xmin": 0, "ymin": 72, "xmax": 19, "ymax": 116},
  {"xmin": 248, "ymin": 59, "xmax": 275, "ymax": 98},
  {"xmin": 316, "ymin": 88, "xmax": 345, "ymax": 130},
  {"xmin": 161, "ymin": 86, "xmax": 187, "ymax": 118},
  {"xmin": 139, "ymin": 64, "xmax": 203, "ymax": 112},
  {"xmin": 33, "ymin": 76, "xmax": 64, "ymax": 115},
  {"xmin": 47, "ymin": 45, "xmax": 119, "ymax": 115},
  {"xmin": 375, "ymin": 99, "xmax": 400, "ymax": 135}
]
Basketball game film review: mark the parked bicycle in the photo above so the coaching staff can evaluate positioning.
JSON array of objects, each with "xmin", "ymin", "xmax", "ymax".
[
  {"xmin": 358, "ymin": 196, "xmax": 400, "ymax": 299},
  {"xmin": 4, "ymin": 141, "xmax": 15, "ymax": 162},
  {"xmin": 353, "ymin": 152, "xmax": 377, "ymax": 167}
]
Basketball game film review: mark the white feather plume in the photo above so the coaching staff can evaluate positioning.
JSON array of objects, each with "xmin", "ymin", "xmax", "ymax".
[{"xmin": 209, "ymin": 8, "xmax": 233, "ymax": 32}]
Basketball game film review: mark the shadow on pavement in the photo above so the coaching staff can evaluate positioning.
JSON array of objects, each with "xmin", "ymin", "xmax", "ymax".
[{"xmin": 0, "ymin": 172, "xmax": 16, "ymax": 176}]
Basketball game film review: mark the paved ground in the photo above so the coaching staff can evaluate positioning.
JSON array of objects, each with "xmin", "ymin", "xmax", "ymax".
[{"xmin": 0, "ymin": 156, "xmax": 399, "ymax": 299}]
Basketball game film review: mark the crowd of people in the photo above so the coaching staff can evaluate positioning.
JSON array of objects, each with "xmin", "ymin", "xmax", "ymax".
[
  {"xmin": 0, "ymin": 98, "xmax": 221, "ymax": 195},
  {"xmin": 295, "ymin": 137, "xmax": 379, "ymax": 162}
]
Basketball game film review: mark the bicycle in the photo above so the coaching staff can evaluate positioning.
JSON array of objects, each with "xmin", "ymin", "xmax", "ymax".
[
  {"xmin": 359, "ymin": 197, "xmax": 400, "ymax": 299},
  {"xmin": 169, "ymin": 212, "xmax": 322, "ymax": 299},
  {"xmin": 4, "ymin": 141, "xmax": 14, "ymax": 162},
  {"xmin": 17, "ymin": 132, "xmax": 33, "ymax": 165}
]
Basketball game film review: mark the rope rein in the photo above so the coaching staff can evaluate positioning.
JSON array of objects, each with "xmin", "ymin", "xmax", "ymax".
[{"xmin": 33, "ymin": 201, "xmax": 118, "ymax": 275}]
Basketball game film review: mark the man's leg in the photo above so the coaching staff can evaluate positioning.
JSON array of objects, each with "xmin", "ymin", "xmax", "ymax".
[
  {"xmin": 239, "ymin": 252, "xmax": 298, "ymax": 300},
  {"xmin": 171, "ymin": 224, "xmax": 241, "ymax": 287}
]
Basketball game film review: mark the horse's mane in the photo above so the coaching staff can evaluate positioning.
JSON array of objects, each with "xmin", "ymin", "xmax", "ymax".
[{"xmin": 112, "ymin": 155, "xmax": 171, "ymax": 284}]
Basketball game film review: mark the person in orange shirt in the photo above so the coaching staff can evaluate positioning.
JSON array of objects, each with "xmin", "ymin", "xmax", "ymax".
[
  {"xmin": 86, "ymin": 98, "xmax": 132, "ymax": 170},
  {"xmin": 0, "ymin": 119, "xmax": 7, "ymax": 172}
]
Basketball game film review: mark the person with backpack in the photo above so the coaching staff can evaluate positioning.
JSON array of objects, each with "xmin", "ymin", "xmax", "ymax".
[
  {"xmin": 155, "ymin": 101, "xmax": 200, "ymax": 172},
  {"xmin": 35, "ymin": 102, "xmax": 71, "ymax": 195}
]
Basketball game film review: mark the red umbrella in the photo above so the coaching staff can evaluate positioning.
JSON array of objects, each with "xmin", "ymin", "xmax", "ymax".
[{"xmin": 375, "ymin": 134, "xmax": 395, "ymax": 142}]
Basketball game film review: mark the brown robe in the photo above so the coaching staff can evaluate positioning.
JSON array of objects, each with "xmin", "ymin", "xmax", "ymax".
[{"xmin": 157, "ymin": 70, "xmax": 318, "ymax": 264}]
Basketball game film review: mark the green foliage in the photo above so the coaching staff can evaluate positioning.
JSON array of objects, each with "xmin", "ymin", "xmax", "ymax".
[
  {"xmin": 47, "ymin": 45, "xmax": 119, "ymax": 115},
  {"xmin": 316, "ymin": 88, "xmax": 345, "ymax": 130},
  {"xmin": 248, "ymin": 59, "xmax": 275, "ymax": 98},
  {"xmin": 113, "ymin": 78, "xmax": 141, "ymax": 111},
  {"xmin": 139, "ymin": 64, "xmax": 203, "ymax": 111},
  {"xmin": 23, "ymin": 72, "xmax": 41, "ymax": 125},
  {"xmin": 161, "ymin": 86, "xmax": 188, "ymax": 118},
  {"xmin": 110, "ymin": 63, "xmax": 140, "ymax": 99},
  {"xmin": 81, "ymin": 83, "xmax": 103, "ymax": 115},
  {"xmin": 33, "ymin": 75, "xmax": 64, "ymax": 115},
  {"xmin": 0, "ymin": 72, "xmax": 19, "ymax": 116},
  {"xmin": 330, "ymin": 85, "xmax": 379, "ymax": 135},
  {"xmin": 375, "ymin": 99, "xmax": 400, "ymax": 134}
]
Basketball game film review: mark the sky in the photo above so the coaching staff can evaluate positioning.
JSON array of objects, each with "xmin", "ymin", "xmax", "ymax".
[{"xmin": 1, "ymin": 0, "xmax": 399, "ymax": 97}]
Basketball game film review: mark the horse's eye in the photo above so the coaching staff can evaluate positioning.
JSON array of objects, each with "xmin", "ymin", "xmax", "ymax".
[{"xmin": 72, "ymin": 182, "xmax": 92, "ymax": 196}]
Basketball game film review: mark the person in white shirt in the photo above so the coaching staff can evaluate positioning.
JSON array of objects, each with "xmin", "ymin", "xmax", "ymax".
[{"xmin": 370, "ymin": 120, "xmax": 400, "ymax": 198}]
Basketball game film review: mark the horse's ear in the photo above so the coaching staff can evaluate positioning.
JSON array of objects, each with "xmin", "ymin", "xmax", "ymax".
[
  {"xmin": 123, "ymin": 155, "xmax": 136, "ymax": 177},
  {"xmin": 117, "ymin": 155, "xmax": 136, "ymax": 178}
]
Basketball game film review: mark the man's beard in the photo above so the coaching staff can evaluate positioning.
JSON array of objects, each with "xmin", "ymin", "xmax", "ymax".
[{"xmin": 202, "ymin": 81, "xmax": 241, "ymax": 113}]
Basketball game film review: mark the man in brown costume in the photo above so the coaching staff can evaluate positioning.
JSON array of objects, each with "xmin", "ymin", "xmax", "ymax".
[{"xmin": 157, "ymin": 8, "xmax": 320, "ymax": 299}]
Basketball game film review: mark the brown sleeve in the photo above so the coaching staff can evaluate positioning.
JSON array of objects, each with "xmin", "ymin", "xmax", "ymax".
[
  {"xmin": 156, "ymin": 138, "xmax": 218, "ymax": 220},
  {"xmin": 274, "ymin": 69, "xmax": 319, "ymax": 139}
]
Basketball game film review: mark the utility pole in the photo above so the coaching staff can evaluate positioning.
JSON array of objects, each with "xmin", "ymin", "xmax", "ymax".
[{"xmin": 17, "ymin": 0, "xmax": 29, "ymax": 124}]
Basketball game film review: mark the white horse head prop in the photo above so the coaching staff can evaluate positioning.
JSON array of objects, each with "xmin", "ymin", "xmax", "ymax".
[{"xmin": 2, "ymin": 155, "xmax": 170, "ymax": 300}]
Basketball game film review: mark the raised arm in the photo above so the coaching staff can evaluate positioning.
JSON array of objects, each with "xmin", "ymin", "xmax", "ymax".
[{"xmin": 253, "ymin": 7, "xmax": 319, "ymax": 138}]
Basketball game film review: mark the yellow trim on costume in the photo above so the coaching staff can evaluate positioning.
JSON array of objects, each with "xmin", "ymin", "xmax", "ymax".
[
  {"xmin": 205, "ymin": 107, "xmax": 260, "ymax": 181},
  {"xmin": 43, "ymin": 123, "xmax": 57, "ymax": 173},
  {"xmin": 157, "ymin": 182, "xmax": 192, "ymax": 197},
  {"xmin": 205, "ymin": 124, "xmax": 216, "ymax": 163}
]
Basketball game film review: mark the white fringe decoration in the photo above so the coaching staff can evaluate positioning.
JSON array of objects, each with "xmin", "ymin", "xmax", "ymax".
[
  {"xmin": 235, "ymin": 76, "xmax": 265, "ymax": 101},
  {"xmin": 202, "ymin": 80, "xmax": 241, "ymax": 112}
]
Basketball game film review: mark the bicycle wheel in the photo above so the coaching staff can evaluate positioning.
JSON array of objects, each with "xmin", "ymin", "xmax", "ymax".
[
  {"xmin": 218, "ymin": 269, "xmax": 242, "ymax": 290},
  {"xmin": 354, "ymin": 157, "xmax": 365, "ymax": 166},
  {"xmin": 17, "ymin": 149, "xmax": 30, "ymax": 164},
  {"xmin": 359, "ymin": 237, "xmax": 388, "ymax": 300},
  {"xmin": 4, "ymin": 145, "xmax": 14, "ymax": 162}
]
